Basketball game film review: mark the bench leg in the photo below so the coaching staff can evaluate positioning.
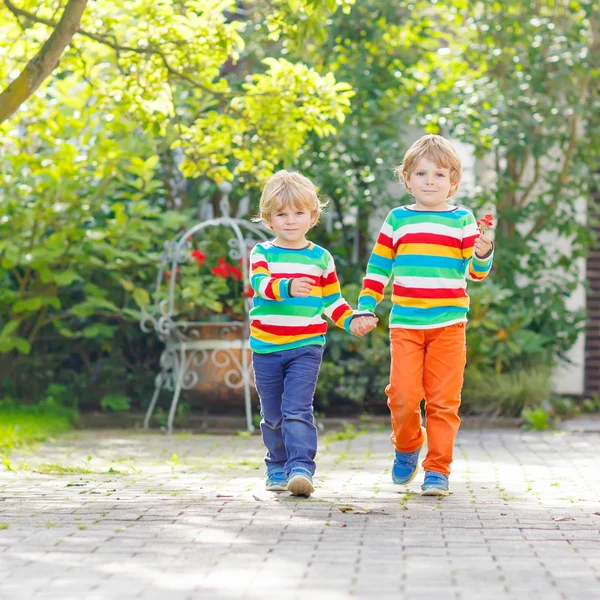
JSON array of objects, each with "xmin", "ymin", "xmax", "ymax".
[
  {"xmin": 143, "ymin": 374, "xmax": 163, "ymax": 429},
  {"xmin": 166, "ymin": 345, "xmax": 185, "ymax": 435},
  {"xmin": 241, "ymin": 347, "xmax": 255, "ymax": 434}
]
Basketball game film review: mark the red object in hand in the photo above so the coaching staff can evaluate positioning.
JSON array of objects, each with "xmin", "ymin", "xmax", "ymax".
[{"xmin": 477, "ymin": 213, "xmax": 494, "ymax": 233}]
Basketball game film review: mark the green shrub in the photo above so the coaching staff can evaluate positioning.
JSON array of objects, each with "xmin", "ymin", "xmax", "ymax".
[
  {"xmin": 0, "ymin": 398, "xmax": 76, "ymax": 456},
  {"xmin": 522, "ymin": 407, "xmax": 551, "ymax": 431},
  {"xmin": 461, "ymin": 366, "xmax": 552, "ymax": 418},
  {"xmin": 100, "ymin": 394, "xmax": 132, "ymax": 412}
]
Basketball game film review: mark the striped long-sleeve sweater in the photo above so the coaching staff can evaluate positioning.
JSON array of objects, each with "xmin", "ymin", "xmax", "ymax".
[
  {"xmin": 357, "ymin": 205, "xmax": 494, "ymax": 329},
  {"xmin": 248, "ymin": 241, "xmax": 355, "ymax": 353}
]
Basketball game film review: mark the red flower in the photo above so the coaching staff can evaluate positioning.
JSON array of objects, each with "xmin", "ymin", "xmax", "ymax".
[
  {"xmin": 477, "ymin": 213, "xmax": 494, "ymax": 233},
  {"xmin": 242, "ymin": 287, "xmax": 254, "ymax": 298},
  {"xmin": 227, "ymin": 265, "xmax": 243, "ymax": 281},
  {"xmin": 211, "ymin": 264, "xmax": 230, "ymax": 278},
  {"xmin": 191, "ymin": 250, "xmax": 206, "ymax": 266},
  {"xmin": 217, "ymin": 257, "xmax": 227, "ymax": 265},
  {"xmin": 163, "ymin": 268, "xmax": 180, "ymax": 279}
]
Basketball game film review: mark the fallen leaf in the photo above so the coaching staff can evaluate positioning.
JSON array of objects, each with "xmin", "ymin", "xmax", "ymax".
[
  {"xmin": 216, "ymin": 494, "xmax": 233, "ymax": 498},
  {"xmin": 338, "ymin": 505, "xmax": 372, "ymax": 514},
  {"xmin": 552, "ymin": 515, "xmax": 575, "ymax": 522},
  {"xmin": 340, "ymin": 523, "xmax": 347, "ymax": 528},
  {"xmin": 252, "ymin": 495, "xmax": 262, "ymax": 502}
]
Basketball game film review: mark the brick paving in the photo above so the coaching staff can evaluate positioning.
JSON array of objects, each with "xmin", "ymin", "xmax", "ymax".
[{"xmin": 0, "ymin": 428, "xmax": 599, "ymax": 599}]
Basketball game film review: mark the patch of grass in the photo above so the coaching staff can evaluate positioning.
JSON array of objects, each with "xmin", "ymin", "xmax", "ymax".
[
  {"xmin": 398, "ymin": 490, "xmax": 416, "ymax": 506},
  {"xmin": 239, "ymin": 460, "xmax": 261, "ymax": 469},
  {"xmin": 0, "ymin": 398, "xmax": 75, "ymax": 457},
  {"xmin": 322, "ymin": 424, "xmax": 366, "ymax": 445},
  {"xmin": 34, "ymin": 463, "xmax": 93, "ymax": 475},
  {"xmin": 0, "ymin": 524, "xmax": 8, "ymax": 530}
]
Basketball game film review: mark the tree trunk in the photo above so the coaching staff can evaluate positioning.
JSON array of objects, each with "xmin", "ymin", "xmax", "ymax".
[{"xmin": 0, "ymin": 0, "xmax": 89, "ymax": 124}]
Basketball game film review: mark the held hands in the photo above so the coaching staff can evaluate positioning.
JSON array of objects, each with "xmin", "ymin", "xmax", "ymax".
[
  {"xmin": 290, "ymin": 276, "xmax": 314, "ymax": 297},
  {"xmin": 350, "ymin": 316, "xmax": 378, "ymax": 337}
]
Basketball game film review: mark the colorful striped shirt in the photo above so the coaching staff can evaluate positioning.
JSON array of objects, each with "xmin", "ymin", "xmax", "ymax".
[
  {"xmin": 248, "ymin": 241, "xmax": 355, "ymax": 353},
  {"xmin": 357, "ymin": 205, "xmax": 494, "ymax": 329}
]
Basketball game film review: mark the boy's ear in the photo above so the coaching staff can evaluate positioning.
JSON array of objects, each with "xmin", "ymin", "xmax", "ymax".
[
  {"xmin": 402, "ymin": 171, "xmax": 411, "ymax": 193},
  {"xmin": 448, "ymin": 177, "xmax": 461, "ymax": 198},
  {"xmin": 310, "ymin": 210, "xmax": 319, "ymax": 226}
]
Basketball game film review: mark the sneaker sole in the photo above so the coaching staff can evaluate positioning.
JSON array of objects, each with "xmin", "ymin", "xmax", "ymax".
[
  {"xmin": 287, "ymin": 475, "xmax": 314, "ymax": 497},
  {"xmin": 392, "ymin": 467, "xmax": 418, "ymax": 486},
  {"xmin": 392, "ymin": 429, "xmax": 427, "ymax": 486},
  {"xmin": 421, "ymin": 487, "xmax": 449, "ymax": 496},
  {"xmin": 265, "ymin": 484, "xmax": 288, "ymax": 492}
]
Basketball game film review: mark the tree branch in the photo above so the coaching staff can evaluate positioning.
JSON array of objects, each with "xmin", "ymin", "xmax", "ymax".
[
  {"xmin": 517, "ymin": 154, "xmax": 541, "ymax": 208},
  {"xmin": 3, "ymin": 0, "xmax": 227, "ymax": 100},
  {"xmin": 0, "ymin": 0, "xmax": 89, "ymax": 124},
  {"xmin": 527, "ymin": 113, "xmax": 579, "ymax": 238}
]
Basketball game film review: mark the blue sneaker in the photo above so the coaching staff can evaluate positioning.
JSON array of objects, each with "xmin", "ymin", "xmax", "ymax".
[
  {"xmin": 265, "ymin": 468, "xmax": 288, "ymax": 491},
  {"xmin": 421, "ymin": 470, "xmax": 449, "ymax": 496},
  {"xmin": 287, "ymin": 468, "xmax": 314, "ymax": 497},
  {"xmin": 392, "ymin": 429, "xmax": 427, "ymax": 485}
]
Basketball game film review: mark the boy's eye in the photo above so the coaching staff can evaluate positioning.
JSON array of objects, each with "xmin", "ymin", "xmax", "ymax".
[
  {"xmin": 437, "ymin": 173, "xmax": 446, "ymax": 177},
  {"xmin": 296, "ymin": 211, "xmax": 304, "ymax": 216}
]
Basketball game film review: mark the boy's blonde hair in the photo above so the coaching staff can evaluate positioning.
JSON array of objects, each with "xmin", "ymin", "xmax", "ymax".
[
  {"xmin": 394, "ymin": 134, "xmax": 462, "ymax": 198},
  {"xmin": 255, "ymin": 170, "xmax": 327, "ymax": 229}
]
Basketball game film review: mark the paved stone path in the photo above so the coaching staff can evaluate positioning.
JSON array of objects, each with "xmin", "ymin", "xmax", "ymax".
[{"xmin": 0, "ymin": 428, "xmax": 599, "ymax": 599}]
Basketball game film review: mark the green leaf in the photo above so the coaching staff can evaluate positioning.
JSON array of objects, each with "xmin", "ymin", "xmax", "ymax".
[
  {"xmin": 1, "ymin": 320, "xmax": 20, "ymax": 337},
  {"xmin": 13, "ymin": 297, "xmax": 43, "ymax": 313},
  {"xmin": 54, "ymin": 270, "xmax": 81, "ymax": 286},
  {"xmin": 14, "ymin": 338, "xmax": 31, "ymax": 354},
  {"xmin": 144, "ymin": 155, "xmax": 159, "ymax": 171},
  {"xmin": 42, "ymin": 296, "xmax": 61, "ymax": 309},
  {"xmin": 38, "ymin": 267, "xmax": 54, "ymax": 283},
  {"xmin": 82, "ymin": 324, "xmax": 116, "ymax": 339},
  {"xmin": 119, "ymin": 279, "xmax": 135, "ymax": 292},
  {"xmin": 133, "ymin": 288, "xmax": 150, "ymax": 308},
  {"xmin": 58, "ymin": 327, "xmax": 78, "ymax": 338}
]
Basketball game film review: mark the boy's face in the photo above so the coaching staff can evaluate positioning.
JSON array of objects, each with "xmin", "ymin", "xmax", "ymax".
[
  {"xmin": 404, "ymin": 157, "xmax": 457, "ymax": 210},
  {"xmin": 269, "ymin": 203, "xmax": 315, "ymax": 248}
]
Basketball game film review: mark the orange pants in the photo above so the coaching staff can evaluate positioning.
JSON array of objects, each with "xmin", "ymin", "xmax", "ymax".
[{"xmin": 386, "ymin": 323, "xmax": 466, "ymax": 476}]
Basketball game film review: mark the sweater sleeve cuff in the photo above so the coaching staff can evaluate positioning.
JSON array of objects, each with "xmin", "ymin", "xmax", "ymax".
[
  {"xmin": 278, "ymin": 278, "xmax": 291, "ymax": 300},
  {"xmin": 473, "ymin": 241, "xmax": 494, "ymax": 265}
]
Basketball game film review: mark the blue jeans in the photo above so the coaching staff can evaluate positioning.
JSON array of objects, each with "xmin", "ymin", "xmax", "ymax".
[{"xmin": 252, "ymin": 345, "xmax": 324, "ymax": 476}]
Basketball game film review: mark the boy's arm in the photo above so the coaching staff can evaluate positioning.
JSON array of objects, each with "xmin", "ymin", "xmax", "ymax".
[
  {"xmin": 249, "ymin": 246, "xmax": 293, "ymax": 301},
  {"xmin": 462, "ymin": 212, "xmax": 494, "ymax": 281},
  {"xmin": 357, "ymin": 211, "xmax": 395, "ymax": 312},
  {"xmin": 321, "ymin": 252, "xmax": 355, "ymax": 334}
]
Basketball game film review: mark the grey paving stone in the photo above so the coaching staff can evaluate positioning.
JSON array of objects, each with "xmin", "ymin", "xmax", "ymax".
[{"xmin": 1, "ymin": 429, "xmax": 600, "ymax": 599}]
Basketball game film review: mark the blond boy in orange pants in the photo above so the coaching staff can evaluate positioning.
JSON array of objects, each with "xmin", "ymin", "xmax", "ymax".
[{"xmin": 350, "ymin": 135, "xmax": 494, "ymax": 495}]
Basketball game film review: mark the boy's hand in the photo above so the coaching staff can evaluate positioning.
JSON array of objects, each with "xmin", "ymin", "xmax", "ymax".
[
  {"xmin": 290, "ymin": 276, "xmax": 313, "ymax": 297},
  {"xmin": 474, "ymin": 232, "xmax": 493, "ymax": 258},
  {"xmin": 350, "ymin": 316, "xmax": 378, "ymax": 337}
]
